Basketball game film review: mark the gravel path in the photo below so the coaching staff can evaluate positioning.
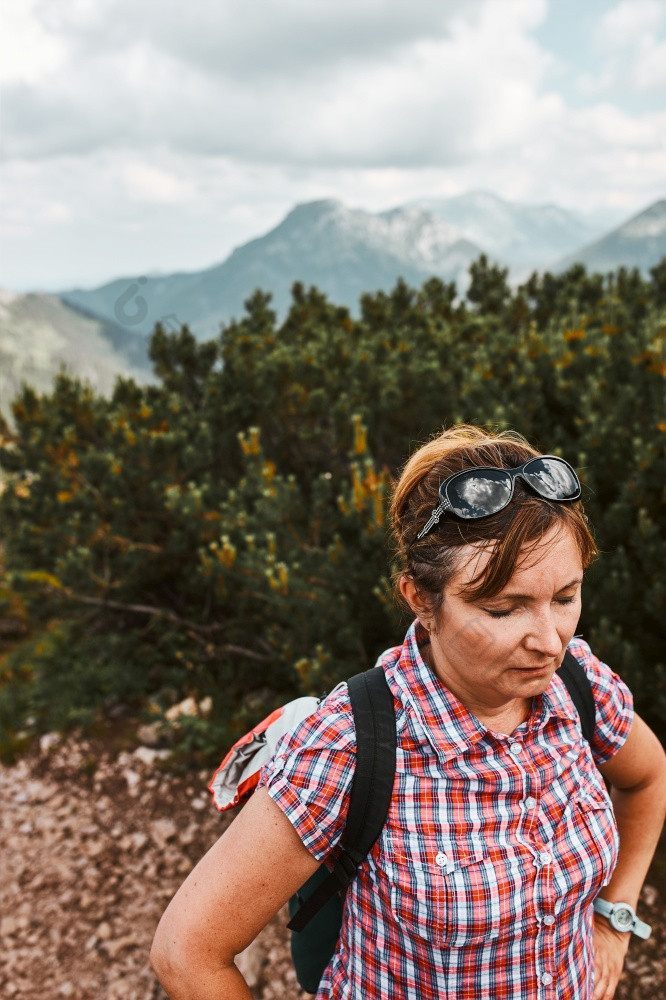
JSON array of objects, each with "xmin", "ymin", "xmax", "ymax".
[{"xmin": 1, "ymin": 735, "xmax": 663, "ymax": 999}]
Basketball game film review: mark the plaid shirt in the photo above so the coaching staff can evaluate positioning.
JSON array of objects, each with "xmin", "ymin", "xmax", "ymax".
[{"xmin": 260, "ymin": 623, "xmax": 633, "ymax": 999}]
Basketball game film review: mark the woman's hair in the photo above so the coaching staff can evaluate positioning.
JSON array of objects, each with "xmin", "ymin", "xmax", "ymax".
[{"xmin": 391, "ymin": 424, "xmax": 597, "ymax": 617}]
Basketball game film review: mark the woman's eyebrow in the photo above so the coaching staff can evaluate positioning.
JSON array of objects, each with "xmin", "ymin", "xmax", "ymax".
[{"xmin": 494, "ymin": 577, "xmax": 584, "ymax": 601}]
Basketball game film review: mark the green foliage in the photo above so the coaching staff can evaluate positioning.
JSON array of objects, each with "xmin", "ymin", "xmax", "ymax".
[{"xmin": 0, "ymin": 259, "xmax": 664, "ymax": 760}]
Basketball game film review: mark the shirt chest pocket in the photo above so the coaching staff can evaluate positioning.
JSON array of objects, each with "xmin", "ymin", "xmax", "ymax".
[
  {"xmin": 574, "ymin": 786, "xmax": 619, "ymax": 889},
  {"xmin": 380, "ymin": 833, "xmax": 502, "ymax": 948}
]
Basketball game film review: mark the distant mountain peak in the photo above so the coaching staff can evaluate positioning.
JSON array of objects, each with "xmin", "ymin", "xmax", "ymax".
[
  {"xmin": 555, "ymin": 198, "xmax": 666, "ymax": 274},
  {"xmin": 619, "ymin": 199, "xmax": 666, "ymax": 239},
  {"xmin": 283, "ymin": 198, "xmax": 345, "ymax": 222}
]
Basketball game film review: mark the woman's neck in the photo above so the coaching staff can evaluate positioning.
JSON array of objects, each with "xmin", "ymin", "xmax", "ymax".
[{"xmin": 420, "ymin": 639, "xmax": 532, "ymax": 736}]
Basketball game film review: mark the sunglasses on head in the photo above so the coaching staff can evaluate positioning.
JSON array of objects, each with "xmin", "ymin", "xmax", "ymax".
[{"xmin": 416, "ymin": 455, "xmax": 582, "ymax": 541}]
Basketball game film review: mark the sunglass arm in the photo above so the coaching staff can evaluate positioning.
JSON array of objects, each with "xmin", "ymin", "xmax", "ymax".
[{"xmin": 416, "ymin": 503, "xmax": 446, "ymax": 541}]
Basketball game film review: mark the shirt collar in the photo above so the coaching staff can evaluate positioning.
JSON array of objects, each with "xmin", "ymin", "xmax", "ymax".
[{"xmin": 383, "ymin": 620, "xmax": 488, "ymax": 762}]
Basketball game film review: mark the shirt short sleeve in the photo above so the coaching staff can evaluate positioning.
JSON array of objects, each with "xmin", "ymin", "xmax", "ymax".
[
  {"xmin": 258, "ymin": 683, "xmax": 356, "ymax": 861},
  {"xmin": 567, "ymin": 638, "xmax": 634, "ymax": 764}
]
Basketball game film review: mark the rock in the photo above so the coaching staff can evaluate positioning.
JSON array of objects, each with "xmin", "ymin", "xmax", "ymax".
[
  {"xmin": 120, "ymin": 831, "xmax": 149, "ymax": 852},
  {"xmin": 1, "ymin": 915, "xmax": 20, "ymax": 937},
  {"xmin": 136, "ymin": 722, "xmax": 164, "ymax": 747},
  {"xmin": 40, "ymin": 733, "xmax": 61, "ymax": 755},
  {"xmin": 235, "ymin": 938, "xmax": 265, "ymax": 989},
  {"xmin": 180, "ymin": 823, "xmax": 198, "ymax": 846},
  {"xmin": 150, "ymin": 818, "xmax": 178, "ymax": 849},
  {"xmin": 133, "ymin": 746, "xmax": 171, "ymax": 767},
  {"xmin": 101, "ymin": 934, "xmax": 137, "ymax": 959},
  {"xmin": 165, "ymin": 697, "xmax": 198, "ymax": 722},
  {"xmin": 123, "ymin": 768, "xmax": 141, "ymax": 796},
  {"xmin": 106, "ymin": 975, "xmax": 133, "ymax": 998},
  {"xmin": 641, "ymin": 884, "xmax": 659, "ymax": 908}
]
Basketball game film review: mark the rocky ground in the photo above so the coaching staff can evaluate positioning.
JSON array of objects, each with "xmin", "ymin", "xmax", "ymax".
[{"xmin": 1, "ymin": 734, "xmax": 664, "ymax": 999}]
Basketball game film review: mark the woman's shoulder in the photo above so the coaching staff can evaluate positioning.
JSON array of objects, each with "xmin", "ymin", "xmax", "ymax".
[
  {"xmin": 566, "ymin": 637, "xmax": 628, "ymax": 694},
  {"xmin": 271, "ymin": 680, "xmax": 357, "ymax": 761},
  {"xmin": 565, "ymin": 636, "xmax": 634, "ymax": 762},
  {"xmin": 258, "ymin": 680, "xmax": 359, "ymax": 861}
]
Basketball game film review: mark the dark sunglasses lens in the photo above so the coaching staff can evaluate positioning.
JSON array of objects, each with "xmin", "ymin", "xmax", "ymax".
[
  {"xmin": 522, "ymin": 458, "xmax": 580, "ymax": 499},
  {"xmin": 445, "ymin": 468, "xmax": 513, "ymax": 518}
]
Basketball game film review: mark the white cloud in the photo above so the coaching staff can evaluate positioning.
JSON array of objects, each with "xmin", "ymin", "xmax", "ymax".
[
  {"xmin": 121, "ymin": 161, "xmax": 196, "ymax": 204},
  {"xmin": 1, "ymin": 0, "xmax": 664, "ymax": 290},
  {"xmin": 580, "ymin": 0, "xmax": 666, "ymax": 94},
  {"xmin": 3, "ymin": 0, "xmax": 539, "ymax": 166},
  {"xmin": 599, "ymin": 0, "xmax": 663, "ymax": 49},
  {"xmin": 0, "ymin": 0, "xmax": 68, "ymax": 85}
]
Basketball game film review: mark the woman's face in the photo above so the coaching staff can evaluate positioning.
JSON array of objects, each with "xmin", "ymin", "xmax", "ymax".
[{"xmin": 409, "ymin": 525, "xmax": 584, "ymax": 712}]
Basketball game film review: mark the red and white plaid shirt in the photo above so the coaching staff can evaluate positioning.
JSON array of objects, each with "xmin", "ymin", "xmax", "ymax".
[{"xmin": 260, "ymin": 623, "xmax": 633, "ymax": 999}]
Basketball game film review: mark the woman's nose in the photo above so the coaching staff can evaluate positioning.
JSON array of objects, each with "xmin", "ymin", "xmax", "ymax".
[{"xmin": 523, "ymin": 611, "xmax": 563, "ymax": 656}]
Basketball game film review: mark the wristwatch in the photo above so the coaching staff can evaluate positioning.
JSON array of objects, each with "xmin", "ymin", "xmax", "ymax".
[{"xmin": 593, "ymin": 898, "xmax": 652, "ymax": 939}]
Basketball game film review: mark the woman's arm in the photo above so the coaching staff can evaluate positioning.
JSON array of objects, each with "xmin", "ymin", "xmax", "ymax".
[
  {"xmin": 597, "ymin": 712, "xmax": 666, "ymax": 907},
  {"xmin": 150, "ymin": 787, "xmax": 320, "ymax": 1000},
  {"xmin": 592, "ymin": 713, "xmax": 666, "ymax": 1000}
]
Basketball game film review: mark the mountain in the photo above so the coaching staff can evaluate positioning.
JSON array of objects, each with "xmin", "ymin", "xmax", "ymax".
[
  {"xmin": 61, "ymin": 200, "xmax": 485, "ymax": 338},
  {"xmin": 410, "ymin": 190, "xmax": 602, "ymax": 278},
  {"xmin": 0, "ymin": 291, "xmax": 152, "ymax": 419},
  {"xmin": 555, "ymin": 200, "xmax": 666, "ymax": 275},
  {"xmin": 58, "ymin": 195, "xmax": 665, "ymax": 340}
]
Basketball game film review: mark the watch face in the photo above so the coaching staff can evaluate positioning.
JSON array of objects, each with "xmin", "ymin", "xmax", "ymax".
[{"xmin": 614, "ymin": 907, "xmax": 633, "ymax": 929}]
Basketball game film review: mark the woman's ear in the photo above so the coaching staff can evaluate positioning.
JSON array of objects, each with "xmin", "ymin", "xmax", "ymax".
[{"xmin": 399, "ymin": 575, "xmax": 431, "ymax": 622}]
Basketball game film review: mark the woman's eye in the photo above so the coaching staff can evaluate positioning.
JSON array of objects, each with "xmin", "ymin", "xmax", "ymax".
[
  {"xmin": 555, "ymin": 596, "xmax": 576, "ymax": 606},
  {"xmin": 484, "ymin": 608, "xmax": 514, "ymax": 619}
]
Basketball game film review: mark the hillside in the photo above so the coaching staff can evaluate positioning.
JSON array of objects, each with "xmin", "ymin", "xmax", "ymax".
[
  {"xmin": 411, "ymin": 190, "xmax": 600, "ymax": 276},
  {"xmin": 555, "ymin": 200, "xmax": 666, "ymax": 274},
  {"xmin": 0, "ymin": 291, "xmax": 151, "ymax": 419}
]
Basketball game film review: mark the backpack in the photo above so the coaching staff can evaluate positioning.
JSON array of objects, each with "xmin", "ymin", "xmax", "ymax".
[{"xmin": 209, "ymin": 649, "xmax": 595, "ymax": 994}]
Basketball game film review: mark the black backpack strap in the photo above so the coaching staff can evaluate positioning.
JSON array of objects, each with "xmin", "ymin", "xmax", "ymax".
[
  {"xmin": 287, "ymin": 667, "xmax": 396, "ymax": 932},
  {"xmin": 556, "ymin": 649, "xmax": 596, "ymax": 745},
  {"xmin": 343, "ymin": 667, "xmax": 398, "ymax": 854}
]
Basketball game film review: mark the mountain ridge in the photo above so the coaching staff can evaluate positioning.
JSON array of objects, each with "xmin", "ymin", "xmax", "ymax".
[
  {"xmin": 555, "ymin": 200, "xmax": 666, "ymax": 274},
  {"xmin": 0, "ymin": 290, "xmax": 152, "ymax": 419},
  {"xmin": 28, "ymin": 192, "xmax": 666, "ymax": 341}
]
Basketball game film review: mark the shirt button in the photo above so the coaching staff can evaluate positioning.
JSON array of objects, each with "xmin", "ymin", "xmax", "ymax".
[
  {"xmin": 543, "ymin": 915, "xmax": 556, "ymax": 926},
  {"xmin": 509, "ymin": 742, "xmax": 523, "ymax": 754},
  {"xmin": 539, "ymin": 851, "xmax": 552, "ymax": 864},
  {"xmin": 435, "ymin": 852, "xmax": 448, "ymax": 867},
  {"xmin": 541, "ymin": 973, "xmax": 554, "ymax": 985},
  {"xmin": 524, "ymin": 796, "xmax": 537, "ymax": 809}
]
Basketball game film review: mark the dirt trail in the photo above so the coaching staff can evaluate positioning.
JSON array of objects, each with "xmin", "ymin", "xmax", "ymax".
[
  {"xmin": 1, "ymin": 735, "xmax": 663, "ymax": 999},
  {"xmin": 0, "ymin": 736, "xmax": 307, "ymax": 1000}
]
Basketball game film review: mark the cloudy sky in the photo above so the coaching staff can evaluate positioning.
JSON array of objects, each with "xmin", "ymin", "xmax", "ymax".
[{"xmin": 2, "ymin": 0, "xmax": 665, "ymax": 291}]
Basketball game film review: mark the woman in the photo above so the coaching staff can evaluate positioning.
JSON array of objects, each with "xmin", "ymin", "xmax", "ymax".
[{"xmin": 151, "ymin": 425, "xmax": 666, "ymax": 1000}]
